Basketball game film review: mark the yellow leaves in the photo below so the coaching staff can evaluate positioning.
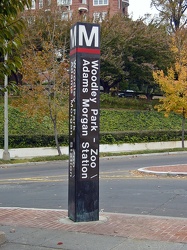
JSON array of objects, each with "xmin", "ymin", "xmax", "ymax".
[
  {"xmin": 153, "ymin": 62, "xmax": 187, "ymax": 118},
  {"xmin": 153, "ymin": 68, "xmax": 176, "ymax": 94}
]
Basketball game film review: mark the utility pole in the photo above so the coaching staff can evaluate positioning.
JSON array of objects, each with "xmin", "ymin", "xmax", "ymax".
[{"xmin": 2, "ymin": 52, "xmax": 10, "ymax": 160}]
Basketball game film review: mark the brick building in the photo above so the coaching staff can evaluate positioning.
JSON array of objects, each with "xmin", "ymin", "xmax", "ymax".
[{"xmin": 28, "ymin": 0, "xmax": 129, "ymax": 20}]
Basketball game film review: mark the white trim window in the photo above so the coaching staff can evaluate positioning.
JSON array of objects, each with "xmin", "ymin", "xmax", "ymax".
[
  {"xmin": 118, "ymin": 0, "xmax": 120, "ymax": 8},
  {"xmin": 39, "ymin": 0, "xmax": 43, "ymax": 9},
  {"xmin": 27, "ymin": 16, "xmax": 36, "ymax": 24},
  {"xmin": 93, "ymin": 11, "xmax": 107, "ymax": 22},
  {"xmin": 93, "ymin": 0, "xmax": 108, "ymax": 6},
  {"xmin": 57, "ymin": 0, "xmax": 72, "ymax": 5},
  {"xmin": 31, "ymin": 0, "xmax": 36, "ymax": 9},
  {"xmin": 61, "ymin": 11, "xmax": 72, "ymax": 20},
  {"xmin": 61, "ymin": 12, "xmax": 69, "ymax": 20}
]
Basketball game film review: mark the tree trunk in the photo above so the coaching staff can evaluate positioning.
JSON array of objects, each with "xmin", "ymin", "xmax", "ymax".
[
  {"xmin": 48, "ymin": 96, "xmax": 62, "ymax": 156},
  {"xmin": 182, "ymin": 109, "xmax": 185, "ymax": 149},
  {"xmin": 53, "ymin": 118, "xmax": 62, "ymax": 156}
]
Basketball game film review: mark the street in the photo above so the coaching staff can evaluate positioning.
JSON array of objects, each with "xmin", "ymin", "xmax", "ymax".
[{"xmin": 0, "ymin": 153, "xmax": 187, "ymax": 218}]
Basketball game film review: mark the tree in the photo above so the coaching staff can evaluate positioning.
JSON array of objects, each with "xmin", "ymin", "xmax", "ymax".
[
  {"xmin": 100, "ymin": 15, "xmax": 173, "ymax": 95},
  {"xmin": 151, "ymin": 0, "xmax": 187, "ymax": 32},
  {"xmin": 153, "ymin": 28, "xmax": 187, "ymax": 148},
  {"xmin": 100, "ymin": 15, "xmax": 127, "ymax": 93},
  {"xmin": 124, "ymin": 20, "xmax": 174, "ymax": 96},
  {"xmin": 172, "ymin": 28, "xmax": 187, "ymax": 65},
  {"xmin": 0, "ymin": 0, "xmax": 31, "ymax": 82},
  {"xmin": 12, "ymin": 9, "xmax": 70, "ymax": 155}
]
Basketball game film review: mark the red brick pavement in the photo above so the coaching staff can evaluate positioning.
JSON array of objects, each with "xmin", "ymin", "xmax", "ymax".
[{"xmin": 0, "ymin": 208, "xmax": 187, "ymax": 243}]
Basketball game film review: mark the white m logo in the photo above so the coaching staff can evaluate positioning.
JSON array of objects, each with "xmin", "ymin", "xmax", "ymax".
[
  {"xmin": 79, "ymin": 25, "xmax": 99, "ymax": 47},
  {"xmin": 70, "ymin": 23, "xmax": 99, "ymax": 49}
]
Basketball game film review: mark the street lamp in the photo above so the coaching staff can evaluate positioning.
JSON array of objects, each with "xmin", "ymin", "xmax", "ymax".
[{"xmin": 2, "ymin": 51, "xmax": 10, "ymax": 160}]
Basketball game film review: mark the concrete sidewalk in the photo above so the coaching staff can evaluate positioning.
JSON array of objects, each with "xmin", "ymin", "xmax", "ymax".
[{"xmin": 0, "ymin": 207, "xmax": 187, "ymax": 249}]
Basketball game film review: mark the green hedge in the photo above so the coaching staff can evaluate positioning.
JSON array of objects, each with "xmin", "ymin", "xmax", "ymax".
[
  {"xmin": 0, "ymin": 134, "xmax": 69, "ymax": 148},
  {"xmin": 0, "ymin": 130, "xmax": 185, "ymax": 148},
  {"xmin": 100, "ymin": 130, "xmax": 184, "ymax": 144}
]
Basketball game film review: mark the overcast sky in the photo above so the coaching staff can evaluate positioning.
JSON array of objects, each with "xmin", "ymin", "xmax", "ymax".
[{"xmin": 128, "ymin": 0, "xmax": 159, "ymax": 20}]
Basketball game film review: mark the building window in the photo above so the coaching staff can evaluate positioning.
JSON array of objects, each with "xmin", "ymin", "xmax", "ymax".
[
  {"xmin": 61, "ymin": 11, "xmax": 72, "ymax": 20},
  {"xmin": 39, "ymin": 0, "xmax": 43, "ymax": 9},
  {"xmin": 82, "ymin": 0, "xmax": 87, "ymax": 4},
  {"xmin": 93, "ymin": 0, "xmax": 108, "ymax": 6},
  {"xmin": 118, "ymin": 0, "xmax": 120, "ymax": 8},
  {"xmin": 27, "ymin": 16, "xmax": 36, "ymax": 24},
  {"xmin": 61, "ymin": 12, "xmax": 69, "ymax": 20},
  {"xmin": 31, "ymin": 0, "xmax": 36, "ymax": 9},
  {"xmin": 93, "ymin": 11, "xmax": 107, "ymax": 21},
  {"xmin": 48, "ymin": 0, "xmax": 51, "ymax": 6},
  {"xmin": 57, "ymin": 0, "xmax": 72, "ymax": 5}
]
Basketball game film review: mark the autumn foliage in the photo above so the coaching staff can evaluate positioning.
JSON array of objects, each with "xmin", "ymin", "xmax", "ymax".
[
  {"xmin": 153, "ymin": 28, "xmax": 187, "ymax": 147},
  {"xmin": 12, "ymin": 9, "xmax": 70, "ymax": 155}
]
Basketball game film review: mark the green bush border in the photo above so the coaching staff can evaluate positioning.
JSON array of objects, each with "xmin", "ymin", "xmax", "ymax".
[
  {"xmin": 100, "ymin": 130, "xmax": 184, "ymax": 144},
  {"xmin": 0, "ymin": 134, "xmax": 69, "ymax": 148},
  {"xmin": 0, "ymin": 130, "xmax": 185, "ymax": 148}
]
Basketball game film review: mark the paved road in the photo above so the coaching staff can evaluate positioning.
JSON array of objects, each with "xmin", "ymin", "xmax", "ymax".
[{"xmin": 0, "ymin": 153, "xmax": 187, "ymax": 217}]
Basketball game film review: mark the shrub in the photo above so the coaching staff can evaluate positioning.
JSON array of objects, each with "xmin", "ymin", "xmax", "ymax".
[{"xmin": 0, "ymin": 130, "xmax": 185, "ymax": 148}]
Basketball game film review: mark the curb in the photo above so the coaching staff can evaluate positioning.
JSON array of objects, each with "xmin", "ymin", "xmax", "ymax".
[
  {"xmin": 138, "ymin": 167, "xmax": 187, "ymax": 177},
  {"xmin": 0, "ymin": 231, "xmax": 6, "ymax": 245},
  {"xmin": 1, "ymin": 141, "xmax": 187, "ymax": 159}
]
